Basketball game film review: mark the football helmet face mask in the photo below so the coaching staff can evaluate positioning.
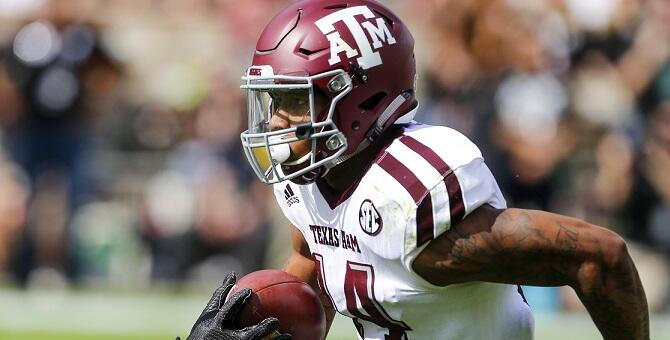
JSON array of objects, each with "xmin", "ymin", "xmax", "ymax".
[{"xmin": 240, "ymin": 0, "xmax": 417, "ymax": 184}]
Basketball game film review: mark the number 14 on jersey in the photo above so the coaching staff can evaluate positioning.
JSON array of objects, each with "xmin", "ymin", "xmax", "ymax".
[{"xmin": 313, "ymin": 254, "xmax": 411, "ymax": 339}]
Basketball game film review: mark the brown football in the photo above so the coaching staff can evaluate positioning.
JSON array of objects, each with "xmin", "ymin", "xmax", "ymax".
[{"xmin": 230, "ymin": 269, "xmax": 326, "ymax": 340}]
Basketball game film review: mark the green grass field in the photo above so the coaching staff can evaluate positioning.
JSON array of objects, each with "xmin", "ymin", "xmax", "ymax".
[
  {"xmin": 0, "ymin": 289, "xmax": 667, "ymax": 340},
  {"xmin": 0, "ymin": 332, "xmax": 163, "ymax": 340}
]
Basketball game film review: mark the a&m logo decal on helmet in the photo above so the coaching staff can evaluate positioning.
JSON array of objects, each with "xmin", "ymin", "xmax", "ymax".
[{"xmin": 315, "ymin": 5, "xmax": 397, "ymax": 69}]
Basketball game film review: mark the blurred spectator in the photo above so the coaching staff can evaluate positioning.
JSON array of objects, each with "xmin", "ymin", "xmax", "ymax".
[
  {"xmin": 139, "ymin": 82, "xmax": 274, "ymax": 283},
  {"xmin": 0, "ymin": 162, "xmax": 29, "ymax": 272},
  {"xmin": 0, "ymin": 16, "xmax": 120, "ymax": 285},
  {"xmin": 623, "ymin": 98, "xmax": 670, "ymax": 248},
  {"xmin": 489, "ymin": 72, "xmax": 576, "ymax": 211}
]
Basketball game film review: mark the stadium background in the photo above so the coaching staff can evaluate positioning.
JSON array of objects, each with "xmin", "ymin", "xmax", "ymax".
[{"xmin": 0, "ymin": 0, "xmax": 669, "ymax": 339}]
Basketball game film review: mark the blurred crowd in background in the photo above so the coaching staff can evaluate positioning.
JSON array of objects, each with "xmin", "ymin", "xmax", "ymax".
[{"xmin": 0, "ymin": 0, "xmax": 669, "ymax": 314}]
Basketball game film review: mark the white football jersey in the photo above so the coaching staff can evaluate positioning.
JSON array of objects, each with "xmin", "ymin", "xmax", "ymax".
[{"xmin": 273, "ymin": 123, "xmax": 534, "ymax": 340}]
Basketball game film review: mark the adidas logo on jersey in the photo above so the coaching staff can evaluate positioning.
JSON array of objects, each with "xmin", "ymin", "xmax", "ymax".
[{"xmin": 284, "ymin": 184, "xmax": 300, "ymax": 207}]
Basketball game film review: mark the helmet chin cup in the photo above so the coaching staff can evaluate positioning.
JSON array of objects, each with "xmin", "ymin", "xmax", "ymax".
[{"xmin": 268, "ymin": 136, "xmax": 291, "ymax": 164}]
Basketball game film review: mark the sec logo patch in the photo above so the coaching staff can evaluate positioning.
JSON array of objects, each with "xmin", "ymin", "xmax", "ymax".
[{"xmin": 359, "ymin": 199, "xmax": 382, "ymax": 235}]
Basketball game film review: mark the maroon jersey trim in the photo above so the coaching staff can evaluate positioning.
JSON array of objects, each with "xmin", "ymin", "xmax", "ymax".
[
  {"xmin": 399, "ymin": 135, "xmax": 466, "ymax": 225},
  {"xmin": 316, "ymin": 126, "xmax": 405, "ymax": 210},
  {"xmin": 377, "ymin": 153, "xmax": 434, "ymax": 247}
]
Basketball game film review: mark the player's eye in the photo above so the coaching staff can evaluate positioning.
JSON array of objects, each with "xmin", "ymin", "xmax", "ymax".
[{"xmin": 277, "ymin": 97, "xmax": 307, "ymax": 112}]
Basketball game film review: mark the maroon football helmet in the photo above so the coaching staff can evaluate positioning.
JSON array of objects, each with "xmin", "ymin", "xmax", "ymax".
[{"xmin": 240, "ymin": 0, "xmax": 417, "ymax": 184}]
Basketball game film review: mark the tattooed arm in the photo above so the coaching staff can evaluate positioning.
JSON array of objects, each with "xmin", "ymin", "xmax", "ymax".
[{"xmin": 413, "ymin": 205, "xmax": 650, "ymax": 340}]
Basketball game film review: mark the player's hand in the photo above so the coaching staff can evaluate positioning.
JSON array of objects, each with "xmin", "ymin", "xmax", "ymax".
[{"xmin": 182, "ymin": 272, "xmax": 291, "ymax": 340}]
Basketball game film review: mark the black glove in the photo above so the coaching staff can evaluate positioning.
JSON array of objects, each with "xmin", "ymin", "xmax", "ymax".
[{"xmin": 180, "ymin": 272, "xmax": 291, "ymax": 340}]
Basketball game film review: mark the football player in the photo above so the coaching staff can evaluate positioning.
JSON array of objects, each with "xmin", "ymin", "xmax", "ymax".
[{"xmin": 186, "ymin": 1, "xmax": 649, "ymax": 339}]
